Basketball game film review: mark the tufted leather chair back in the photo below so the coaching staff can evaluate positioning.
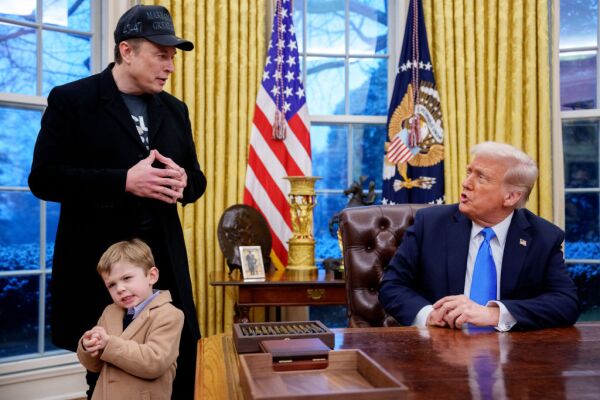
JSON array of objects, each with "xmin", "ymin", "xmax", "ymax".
[{"xmin": 339, "ymin": 204, "xmax": 432, "ymax": 327}]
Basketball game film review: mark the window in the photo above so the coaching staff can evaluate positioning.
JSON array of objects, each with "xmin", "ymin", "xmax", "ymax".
[
  {"xmin": 292, "ymin": 0, "xmax": 396, "ymax": 325},
  {"xmin": 559, "ymin": 0, "xmax": 600, "ymax": 320},
  {"xmin": 0, "ymin": 0, "xmax": 97, "ymax": 361},
  {"xmin": 293, "ymin": 0, "xmax": 394, "ymax": 262}
]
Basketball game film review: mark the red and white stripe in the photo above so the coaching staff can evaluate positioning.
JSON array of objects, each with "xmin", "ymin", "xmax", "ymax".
[
  {"xmin": 244, "ymin": 85, "xmax": 311, "ymax": 269},
  {"xmin": 387, "ymin": 136, "xmax": 413, "ymax": 164}
]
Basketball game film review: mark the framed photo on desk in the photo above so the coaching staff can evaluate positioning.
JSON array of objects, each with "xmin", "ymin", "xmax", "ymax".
[{"xmin": 239, "ymin": 246, "xmax": 265, "ymax": 280}]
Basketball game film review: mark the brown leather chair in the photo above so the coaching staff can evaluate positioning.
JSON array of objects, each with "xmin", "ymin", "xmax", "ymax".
[{"xmin": 339, "ymin": 204, "xmax": 432, "ymax": 327}]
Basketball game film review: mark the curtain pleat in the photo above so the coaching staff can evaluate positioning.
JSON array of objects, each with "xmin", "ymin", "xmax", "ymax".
[
  {"xmin": 423, "ymin": 0, "xmax": 552, "ymax": 219},
  {"xmin": 145, "ymin": 0, "xmax": 266, "ymax": 336}
]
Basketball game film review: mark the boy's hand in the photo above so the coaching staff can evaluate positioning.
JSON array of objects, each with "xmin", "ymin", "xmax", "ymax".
[{"xmin": 82, "ymin": 326, "xmax": 110, "ymax": 357}]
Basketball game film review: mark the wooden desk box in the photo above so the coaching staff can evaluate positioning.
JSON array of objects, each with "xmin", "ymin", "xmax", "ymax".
[
  {"xmin": 233, "ymin": 321, "xmax": 335, "ymax": 354},
  {"xmin": 239, "ymin": 349, "xmax": 407, "ymax": 399}
]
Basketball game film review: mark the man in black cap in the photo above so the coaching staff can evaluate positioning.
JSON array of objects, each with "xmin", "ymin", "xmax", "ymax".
[{"xmin": 29, "ymin": 5, "xmax": 205, "ymax": 399}]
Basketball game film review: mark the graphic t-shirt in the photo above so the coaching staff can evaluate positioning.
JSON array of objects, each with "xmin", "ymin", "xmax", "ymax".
[
  {"xmin": 121, "ymin": 93, "xmax": 150, "ymax": 150},
  {"xmin": 121, "ymin": 92, "xmax": 154, "ymax": 231}
]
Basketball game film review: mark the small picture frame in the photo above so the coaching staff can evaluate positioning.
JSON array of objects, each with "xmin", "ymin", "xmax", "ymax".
[{"xmin": 239, "ymin": 246, "xmax": 265, "ymax": 280}]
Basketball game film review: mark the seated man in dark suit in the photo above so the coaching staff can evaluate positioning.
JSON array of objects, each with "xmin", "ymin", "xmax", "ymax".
[{"xmin": 379, "ymin": 141, "xmax": 580, "ymax": 330}]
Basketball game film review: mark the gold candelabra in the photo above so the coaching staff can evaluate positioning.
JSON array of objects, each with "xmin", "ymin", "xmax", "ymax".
[{"xmin": 285, "ymin": 176, "xmax": 320, "ymax": 270}]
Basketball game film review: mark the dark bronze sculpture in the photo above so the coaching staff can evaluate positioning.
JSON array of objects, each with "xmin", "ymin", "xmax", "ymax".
[
  {"xmin": 217, "ymin": 204, "xmax": 272, "ymax": 274},
  {"xmin": 324, "ymin": 177, "xmax": 376, "ymax": 278},
  {"xmin": 328, "ymin": 176, "xmax": 376, "ymax": 236}
]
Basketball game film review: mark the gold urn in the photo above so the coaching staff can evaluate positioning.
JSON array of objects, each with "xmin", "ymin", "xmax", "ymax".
[{"xmin": 284, "ymin": 176, "xmax": 320, "ymax": 270}]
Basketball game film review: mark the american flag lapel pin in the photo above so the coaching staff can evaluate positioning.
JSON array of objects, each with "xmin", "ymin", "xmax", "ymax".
[{"xmin": 520, "ymin": 239, "xmax": 527, "ymax": 247}]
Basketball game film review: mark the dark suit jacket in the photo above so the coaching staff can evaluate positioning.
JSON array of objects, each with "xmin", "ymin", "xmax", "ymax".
[
  {"xmin": 29, "ymin": 64, "xmax": 206, "ymax": 351},
  {"xmin": 379, "ymin": 204, "xmax": 580, "ymax": 330}
]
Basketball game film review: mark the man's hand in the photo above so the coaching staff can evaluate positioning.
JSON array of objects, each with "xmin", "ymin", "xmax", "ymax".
[
  {"xmin": 126, "ymin": 150, "xmax": 185, "ymax": 203},
  {"xmin": 154, "ymin": 149, "xmax": 187, "ymax": 199},
  {"xmin": 427, "ymin": 306, "xmax": 449, "ymax": 327},
  {"xmin": 432, "ymin": 295, "xmax": 500, "ymax": 329}
]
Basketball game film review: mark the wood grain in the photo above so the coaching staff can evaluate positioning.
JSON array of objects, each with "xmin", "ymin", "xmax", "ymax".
[{"xmin": 196, "ymin": 323, "xmax": 600, "ymax": 399}]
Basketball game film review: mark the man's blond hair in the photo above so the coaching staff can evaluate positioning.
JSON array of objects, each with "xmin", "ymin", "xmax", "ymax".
[
  {"xmin": 97, "ymin": 239, "xmax": 155, "ymax": 275},
  {"xmin": 471, "ymin": 141, "xmax": 539, "ymax": 209}
]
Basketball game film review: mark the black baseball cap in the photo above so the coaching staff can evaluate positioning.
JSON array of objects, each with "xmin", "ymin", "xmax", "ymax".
[{"xmin": 114, "ymin": 5, "xmax": 194, "ymax": 51}]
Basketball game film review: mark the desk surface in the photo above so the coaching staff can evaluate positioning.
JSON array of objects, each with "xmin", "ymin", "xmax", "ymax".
[{"xmin": 195, "ymin": 323, "xmax": 600, "ymax": 399}]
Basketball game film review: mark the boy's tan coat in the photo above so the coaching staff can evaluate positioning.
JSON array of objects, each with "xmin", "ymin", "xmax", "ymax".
[{"xmin": 77, "ymin": 290, "xmax": 184, "ymax": 400}]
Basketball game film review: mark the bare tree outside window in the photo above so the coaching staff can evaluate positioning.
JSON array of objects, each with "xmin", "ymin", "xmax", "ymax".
[{"xmin": 0, "ymin": 0, "xmax": 94, "ymax": 360}]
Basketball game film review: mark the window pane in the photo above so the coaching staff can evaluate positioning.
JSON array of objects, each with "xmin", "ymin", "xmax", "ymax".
[
  {"xmin": 560, "ymin": 51, "xmax": 597, "ymax": 110},
  {"xmin": 349, "ymin": 0, "xmax": 388, "ymax": 54},
  {"xmin": 0, "ymin": 106, "xmax": 42, "ymax": 187},
  {"xmin": 560, "ymin": 0, "xmax": 598, "ymax": 49},
  {"xmin": 0, "ymin": 276, "xmax": 39, "ymax": 358},
  {"xmin": 565, "ymin": 193, "xmax": 600, "ymax": 242},
  {"xmin": 43, "ymin": 0, "xmax": 91, "ymax": 32},
  {"xmin": 0, "ymin": 192, "xmax": 40, "ymax": 271},
  {"xmin": 42, "ymin": 30, "xmax": 91, "ymax": 95},
  {"xmin": 352, "ymin": 124, "xmax": 385, "ymax": 190},
  {"xmin": 293, "ymin": 0, "xmax": 304, "ymax": 53},
  {"xmin": 44, "ymin": 274, "xmax": 59, "ymax": 352},
  {"xmin": 306, "ymin": 57, "xmax": 345, "ymax": 114},
  {"xmin": 314, "ymin": 192, "xmax": 346, "ymax": 261},
  {"xmin": 312, "ymin": 124, "xmax": 348, "ymax": 190},
  {"xmin": 0, "ymin": 0, "xmax": 36, "ymax": 23},
  {"xmin": 349, "ymin": 57, "xmax": 387, "ymax": 115},
  {"xmin": 307, "ymin": 0, "xmax": 345, "ymax": 54},
  {"xmin": 0, "ymin": 23, "xmax": 37, "ymax": 95},
  {"xmin": 563, "ymin": 119, "xmax": 599, "ymax": 189},
  {"xmin": 567, "ymin": 263, "xmax": 600, "ymax": 321}
]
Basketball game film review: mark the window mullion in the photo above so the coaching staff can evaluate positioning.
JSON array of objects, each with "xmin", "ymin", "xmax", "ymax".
[
  {"xmin": 347, "ymin": 124, "xmax": 353, "ymax": 186},
  {"xmin": 38, "ymin": 200, "xmax": 47, "ymax": 354},
  {"xmin": 345, "ymin": 0, "xmax": 351, "ymax": 115},
  {"xmin": 36, "ymin": 0, "xmax": 43, "ymax": 97}
]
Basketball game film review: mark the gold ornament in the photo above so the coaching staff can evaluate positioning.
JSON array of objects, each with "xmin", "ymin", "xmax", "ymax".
[{"xmin": 285, "ymin": 176, "xmax": 320, "ymax": 270}]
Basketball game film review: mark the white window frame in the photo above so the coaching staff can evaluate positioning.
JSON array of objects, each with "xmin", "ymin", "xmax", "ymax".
[
  {"xmin": 553, "ymin": 0, "xmax": 600, "ymax": 267},
  {"xmin": 293, "ymin": 1, "xmax": 403, "ymax": 260},
  {"xmin": 0, "ymin": 1, "xmax": 131, "ymax": 397},
  {"xmin": 299, "ymin": 0, "xmax": 403, "ymax": 170}
]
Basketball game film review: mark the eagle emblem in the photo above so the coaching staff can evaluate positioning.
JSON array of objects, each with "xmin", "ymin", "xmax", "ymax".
[{"xmin": 386, "ymin": 82, "xmax": 444, "ymax": 191}]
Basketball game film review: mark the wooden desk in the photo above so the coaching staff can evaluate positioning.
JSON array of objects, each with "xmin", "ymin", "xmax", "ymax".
[
  {"xmin": 195, "ymin": 323, "xmax": 600, "ymax": 399},
  {"xmin": 209, "ymin": 270, "xmax": 345, "ymax": 323}
]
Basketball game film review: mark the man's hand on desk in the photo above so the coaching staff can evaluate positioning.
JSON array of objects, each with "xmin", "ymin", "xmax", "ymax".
[
  {"xmin": 430, "ymin": 295, "xmax": 500, "ymax": 329},
  {"xmin": 427, "ymin": 307, "xmax": 449, "ymax": 327}
]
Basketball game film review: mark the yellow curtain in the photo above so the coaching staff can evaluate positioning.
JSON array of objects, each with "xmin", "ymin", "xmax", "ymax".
[
  {"xmin": 144, "ymin": 0, "xmax": 266, "ymax": 336},
  {"xmin": 423, "ymin": 0, "xmax": 553, "ymax": 220}
]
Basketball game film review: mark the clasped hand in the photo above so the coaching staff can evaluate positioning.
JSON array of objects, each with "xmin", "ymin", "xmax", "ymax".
[
  {"xmin": 126, "ymin": 150, "xmax": 187, "ymax": 204},
  {"xmin": 82, "ymin": 326, "xmax": 109, "ymax": 357},
  {"xmin": 427, "ymin": 295, "xmax": 500, "ymax": 329}
]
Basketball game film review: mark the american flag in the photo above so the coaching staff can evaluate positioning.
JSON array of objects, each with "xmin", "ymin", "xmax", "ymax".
[{"xmin": 244, "ymin": 0, "xmax": 311, "ymax": 270}]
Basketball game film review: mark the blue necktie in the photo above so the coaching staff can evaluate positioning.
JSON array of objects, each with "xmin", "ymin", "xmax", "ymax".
[{"xmin": 470, "ymin": 227, "xmax": 497, "ymax": 305}]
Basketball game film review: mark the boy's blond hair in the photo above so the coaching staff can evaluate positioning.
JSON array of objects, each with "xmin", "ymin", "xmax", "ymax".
[{"xmin": 97, "ymin": 239, "xmax": 155, "ymax": 275}]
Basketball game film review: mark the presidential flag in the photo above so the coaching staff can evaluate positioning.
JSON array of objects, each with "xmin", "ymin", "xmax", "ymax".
[
  {"xmin": 244, "ymin": 0, "xmax": 311, "ymax": 270},
  {"xmin": 382, "ymin": 0, "xmax": 444, "ymax": 205}
]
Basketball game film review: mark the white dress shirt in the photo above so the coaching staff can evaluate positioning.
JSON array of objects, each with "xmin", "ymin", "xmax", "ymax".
[{"xmin": 413, "ymin": 213, "xmax": 517, "ymax": 331}]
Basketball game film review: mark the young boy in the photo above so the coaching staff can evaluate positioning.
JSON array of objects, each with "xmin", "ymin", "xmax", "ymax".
[{"xmin": 77, "ymin": 239, "xmax": 184, "ymax": 400}]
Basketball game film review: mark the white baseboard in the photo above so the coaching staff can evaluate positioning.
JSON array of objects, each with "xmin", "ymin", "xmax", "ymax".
[{"xmin": 0, "ymin": 353, "xmax": 87, "ymax": 400}]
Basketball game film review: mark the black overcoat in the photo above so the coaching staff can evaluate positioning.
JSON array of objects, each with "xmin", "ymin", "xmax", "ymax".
[{"xmin": 28, "ymin": 64, "xmax": 206, "ymax": 351}]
